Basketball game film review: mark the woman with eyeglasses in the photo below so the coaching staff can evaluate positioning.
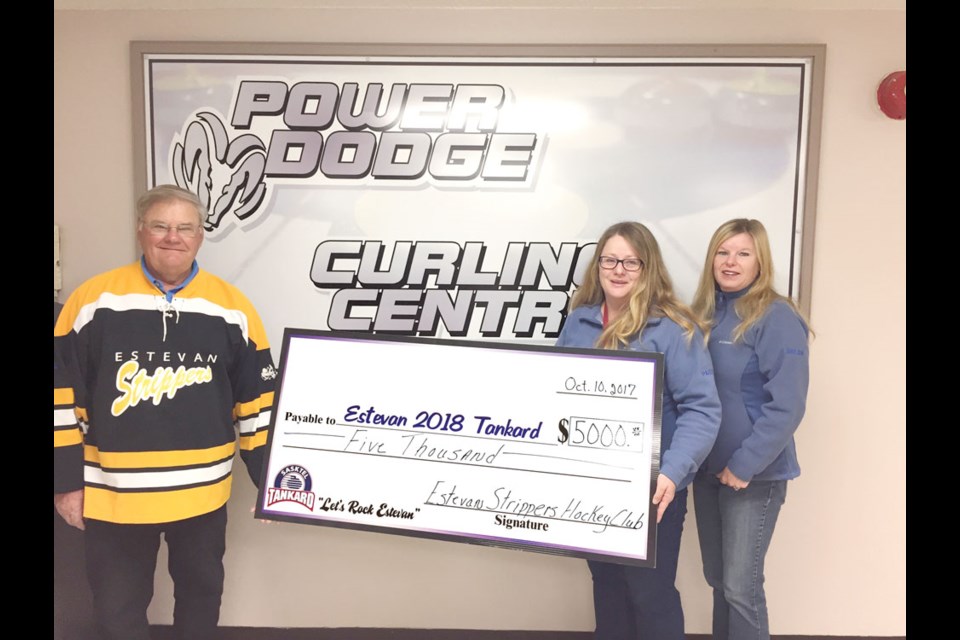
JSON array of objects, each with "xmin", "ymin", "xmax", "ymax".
[
  {"xmin": 556, "ymin": 221, "xmax": 720, "ymax": 640},
  {"xmin": 690, "ymin": 219, "xmax": 811, "ymax": 640}
]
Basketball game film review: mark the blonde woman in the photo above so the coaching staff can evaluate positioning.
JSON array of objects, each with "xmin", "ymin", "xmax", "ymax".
[
  {"xmin": 556, "ymin": 221, "xmax": 720, "ymax": 640},
  {"xmin": 691, "ymin": 218, "xmax": 811, "ymax": 640}
]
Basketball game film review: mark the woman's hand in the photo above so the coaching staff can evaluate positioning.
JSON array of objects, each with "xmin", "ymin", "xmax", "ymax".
[
  {"xmin": 717, "ymin": 466, "xmax": 750, "ymax": 491},
  {"xmin": 652, "ymin": 474, "xmax": 677, "ymax": 523}
]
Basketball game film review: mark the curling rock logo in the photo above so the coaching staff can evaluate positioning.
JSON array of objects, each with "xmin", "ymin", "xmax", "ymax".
[{"xmin": 266, "ymin": 465, "xmax": 316, "ymax": 510}]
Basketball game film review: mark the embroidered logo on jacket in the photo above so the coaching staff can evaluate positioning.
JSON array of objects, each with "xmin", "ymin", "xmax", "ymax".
[{"xmin": 111, "ymin": 360, "xmax": 214, "ymax": 416}]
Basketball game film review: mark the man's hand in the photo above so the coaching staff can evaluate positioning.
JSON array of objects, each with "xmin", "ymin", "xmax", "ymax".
[
  {"xmin": 651, "ymin": 474, "xmax": 677, "ymax": 524},
  {"xmin": 54, "ymin": 490, "xmax": 85, "ymax": 530},
  {"xmin": 250, "ymin": 506, "xmax": 277, "ymax": 525}
]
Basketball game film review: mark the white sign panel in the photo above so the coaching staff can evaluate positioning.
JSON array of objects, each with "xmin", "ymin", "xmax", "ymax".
[
  {"xmin": 257, "ymin": 330, "xmax": 665, "ymax": 566},
  {"xmin": 136, "ymin": 46, "xmax": 819, "ymax": 348}
]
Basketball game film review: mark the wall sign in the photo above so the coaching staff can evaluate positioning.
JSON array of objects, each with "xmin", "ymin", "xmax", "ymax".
[{"xmin": 133, "ymin": 43, "xmax": 824, "ymax": 349}]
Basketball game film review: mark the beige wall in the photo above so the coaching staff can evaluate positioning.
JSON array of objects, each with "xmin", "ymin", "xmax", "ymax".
[{"xmin": 54, "ymin": 5, "xmax": 906, "ymax": 635}]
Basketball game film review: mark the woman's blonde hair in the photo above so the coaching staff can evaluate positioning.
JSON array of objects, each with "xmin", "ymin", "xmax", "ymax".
[
  {"xmin": 691, "ymin": 218, "xmax": 809, "ymax": 342},
  {"xmin": 570, "ymin": 221, "xmax": 703, "ymax": 350}
]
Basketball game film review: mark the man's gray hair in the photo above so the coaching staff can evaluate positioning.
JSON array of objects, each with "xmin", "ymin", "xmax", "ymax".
[{"xmin": 136, "ymin": 184, "xmax": 207, "ymax": 227}]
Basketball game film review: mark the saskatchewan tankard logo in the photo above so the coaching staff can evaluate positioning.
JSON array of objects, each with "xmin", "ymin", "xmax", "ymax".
[
  {"xmin": 266, "ymin": 465, "xmax": 316, "ymax": 511},
  {"xmin": 170, "ymin": 110, "xmax": 269, "ymax": 235}
]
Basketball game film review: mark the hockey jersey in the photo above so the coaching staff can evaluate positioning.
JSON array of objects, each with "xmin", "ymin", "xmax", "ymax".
[{"xmin": 53, "ymin": 261, "xmax": 276, "ymax": 524}]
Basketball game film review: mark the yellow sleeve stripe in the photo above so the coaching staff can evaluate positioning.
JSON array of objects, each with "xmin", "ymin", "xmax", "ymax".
[
  {"xmin": 54, "ymin": 387, "xmax": 75, "ymax": 405},
  {"xmin": 76, "ymin": 407, "xmax": 89, "ymax": 422},
  {"xmin": 236, "ymin": 391, "xmax": 275, "ymax": 418},
  {"xmin": 85, "ymin": 441, "xmax": 236, "ymax": 469},
  {"xmin": 54, "ymin": 429, "xmax": 83, "ymax": 447},
  {"xmin": 238, "ymin": 429, "xmax": 269, "ymax": 451}
]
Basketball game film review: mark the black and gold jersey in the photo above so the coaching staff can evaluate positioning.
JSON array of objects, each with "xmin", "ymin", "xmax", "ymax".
[{"xmin": 54, "ymin": 262, "xmax": 275, "ymax": 524}]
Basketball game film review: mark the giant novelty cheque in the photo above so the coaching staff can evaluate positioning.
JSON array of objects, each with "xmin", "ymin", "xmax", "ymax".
[{"xmin": 257, "ymin": 331, "xmax": 664, "ymax": 566}]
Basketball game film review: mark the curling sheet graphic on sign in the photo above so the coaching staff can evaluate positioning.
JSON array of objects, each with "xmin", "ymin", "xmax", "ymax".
[{"xmin": 258, "ymin": 330, "xmax": 663, "ymax": 567}]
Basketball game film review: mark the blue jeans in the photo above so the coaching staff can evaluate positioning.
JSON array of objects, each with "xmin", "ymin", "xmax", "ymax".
[
  {"xmin": 693, "ymin": 473, "xmax": 787, "ymax": 640},
  {"xmin": 588, "ymin": 488, "xmax": 688, "ymax": 640}
]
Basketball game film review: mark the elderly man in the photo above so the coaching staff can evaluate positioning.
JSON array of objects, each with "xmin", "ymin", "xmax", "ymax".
[{"xmin": 53, "ymin": 184, "xmax": 275, "ymax": 640}]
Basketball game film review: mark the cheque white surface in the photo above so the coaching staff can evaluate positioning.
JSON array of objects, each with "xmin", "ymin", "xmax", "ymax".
[{"xmin": 259, "ymin": 331, "xmax": 663, "ymax": 566}]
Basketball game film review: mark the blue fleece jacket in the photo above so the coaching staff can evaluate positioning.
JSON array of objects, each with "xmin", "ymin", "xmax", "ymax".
[
  {"xmin": 555, "ymin": 304, "xmax": 721, "ymax": 491},
  {"xmin": 702, "ymin": 287, "xmax": 809, "ymax": 482}
]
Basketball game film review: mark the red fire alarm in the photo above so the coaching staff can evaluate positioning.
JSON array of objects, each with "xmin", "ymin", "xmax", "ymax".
[{"xmin": 877, "ymin": 71, "xmax": 906, "ymax": 120}]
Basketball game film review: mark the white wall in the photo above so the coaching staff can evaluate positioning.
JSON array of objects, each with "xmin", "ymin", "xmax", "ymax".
[{"xmin": 54, "ymin": 4, "xmax": 906, "ymax": 635}]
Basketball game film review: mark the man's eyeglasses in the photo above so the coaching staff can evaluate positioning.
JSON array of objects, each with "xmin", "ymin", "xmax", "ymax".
[
  {"xmin": 144, "ymin": 222, "xmax": 202, "ymax": 239},
  {"xmin": 599, "ymin": 256, "xmax": 643, "ymax": 272}
]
